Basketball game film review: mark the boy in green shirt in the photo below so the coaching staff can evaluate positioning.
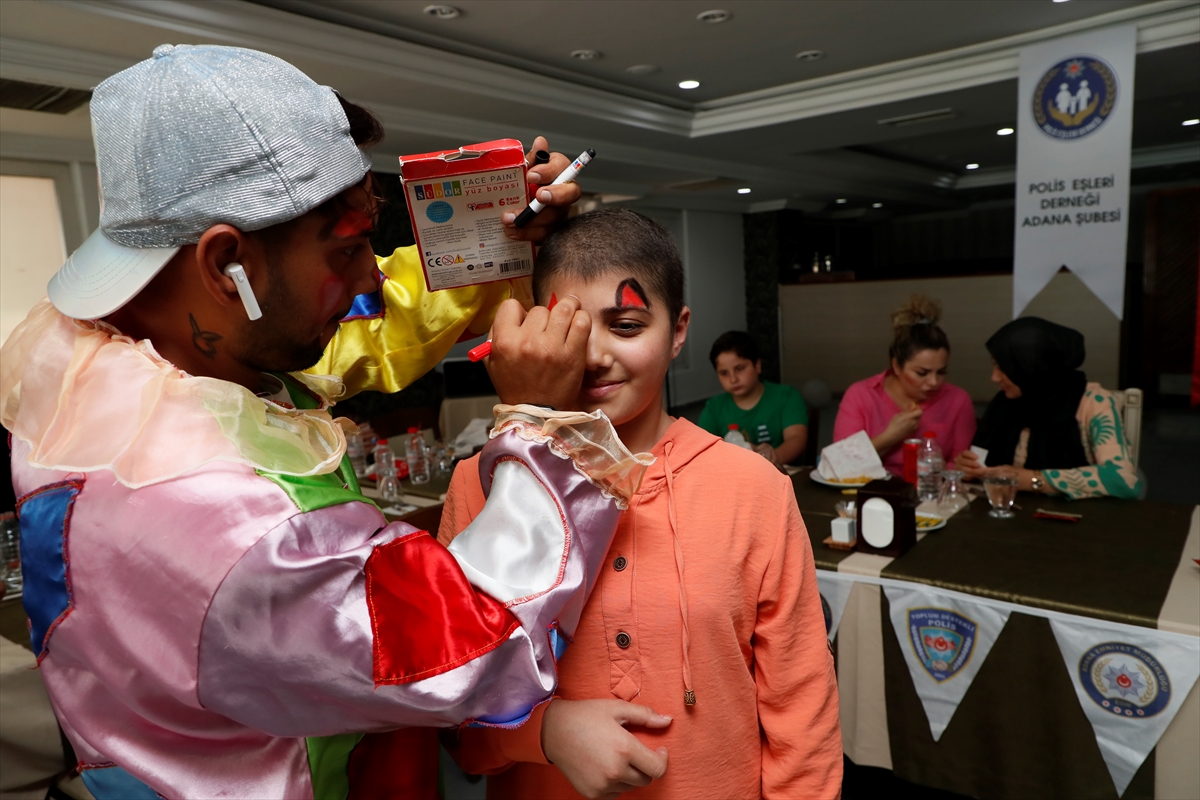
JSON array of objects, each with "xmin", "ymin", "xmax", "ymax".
[{"xmin": 699, "ymin": 331, "xmax": 809, "ymax": 467}]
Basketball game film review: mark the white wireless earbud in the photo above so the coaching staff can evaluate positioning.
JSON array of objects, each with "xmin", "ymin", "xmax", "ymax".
[{"xmin": 223, "ymin": 263, "xmax": 262, "ymax": 321}]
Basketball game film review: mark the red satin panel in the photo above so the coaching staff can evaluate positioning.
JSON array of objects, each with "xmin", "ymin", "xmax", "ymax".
[
  {"xmin": 347, "ymin": 727, "xmax": 439, "ymax": 800},
  {"xmin": 365, "ymin": 530, "xmax": 520, "ymax": 685}
]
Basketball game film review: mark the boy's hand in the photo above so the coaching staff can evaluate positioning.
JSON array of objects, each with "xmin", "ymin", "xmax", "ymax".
[
  {"xmin": 754, "ymin": 442, "xmax": 779, "ymax": 465},
  {"xmin": 541, "ymin": 699, "xmax": 671, "ymax": 799},
  {"xmin": 485, "ymin": 297, "xmax": 591, "ymax": 410},
  {"xmin": 503, "ymin": 136, "xmax": 584, "ymax": 243}
]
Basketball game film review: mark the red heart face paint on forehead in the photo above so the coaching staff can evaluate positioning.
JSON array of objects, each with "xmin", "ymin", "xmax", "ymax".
[
  {"xmin": 616, "ymin": 279, "xmax": 649, "ymax": 310},
  {"xmin": 332, "ymin": 208, "xmax": 373, "ymax": 238}
]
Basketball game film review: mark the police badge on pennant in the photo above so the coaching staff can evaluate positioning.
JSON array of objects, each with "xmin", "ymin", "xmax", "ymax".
[
  {"xmin": 1049, "ymin": 617, "xmax": 1200, "ymax": 797},
  {"xmin": 886, "ymin": 586, "xmax": 1011, "ymax": 741},
  {"xmin": 1032, "ymin": 55, "xmax": 1118, "ymax": 141},
  {"xmin": 1079, "ymin": 642, "xmax": 1171, "ymax": 718},
  {"xmin": 908, "ymin": 608, "xmax": 977, "ymax": 682}
]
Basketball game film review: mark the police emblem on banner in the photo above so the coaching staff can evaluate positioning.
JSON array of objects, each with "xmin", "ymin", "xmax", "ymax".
[
  {"xmin": 1032, "ymin": 55, "xmax": 1117, "ymax": 140},
  {"xmin": 1079, "ymin": 642, "xmax": 1172, "ymax": 718},
  {"xmin": 908, "ymin": 608, "xmax": 977, "ymax": 682}
]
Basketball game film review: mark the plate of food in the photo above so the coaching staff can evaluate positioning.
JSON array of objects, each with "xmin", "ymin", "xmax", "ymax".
[
  {"xmin": 809, "ymin": 472, "xmax": 875, "ymax": 489},
  {"xmin": 916, "ymin": 514, "xmax": 947, "ymax": 532}
]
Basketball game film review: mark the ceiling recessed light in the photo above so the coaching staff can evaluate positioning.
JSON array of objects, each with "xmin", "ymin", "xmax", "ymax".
[
  {"xmin": 795, "ymin": 50, "xmax": 824, "ymax": 62},
  {"xmin": 836, "ymin": 198, "xmax": 847, "ymax": 204},
  {"xmin": 966, "ymin": 163, "xmax": 980, "ymax": 170},
  {"xmin": 1183, "ymin": 118, "xmax": 1200, "ymax": 126},
  {"xmin": 423, "ymin": 4, "xmax": 460, "ymax": 19},
  {"xmin": 997, "ymin": 127, "xmax": 1015, "ymax": 136},
  {"xmin": 697, "ymin": 9, "xmax": 731, "ymax": 23},
  {"xmin": 872, "ymin": 202, "xmax": 883, "ymax": 208},
  {"xmin": 570, "ymin": 49, "xmax": 600, "ymax": 60},
  {"xmin": 737, "ymin": 187, "xmax": 751, "ymax": 195},
  {"xmin": 1053, "ymin": 0, "xmax": 1070, "ymax": 4},
  {"xmin": 678, "ymin": 80, "xmax": 701, "ymax": 90},
  {"xmin": 626, "ymin": 64, "xmax": 660, "ymax": 75}
]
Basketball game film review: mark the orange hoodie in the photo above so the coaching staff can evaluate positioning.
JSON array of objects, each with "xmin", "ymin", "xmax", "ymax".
[{"xmin": 439, "ymin": 418, "xmax": 842, "ymax": 799}]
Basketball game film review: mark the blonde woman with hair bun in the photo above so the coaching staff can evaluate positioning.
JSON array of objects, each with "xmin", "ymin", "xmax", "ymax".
[{"xmin": 833, "ymin": 294, "xmax": 977, "ymax": 476}]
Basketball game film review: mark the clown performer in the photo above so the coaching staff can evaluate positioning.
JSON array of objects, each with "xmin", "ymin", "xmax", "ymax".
[{"xmin": 0, "ymin": 45, "xmax": 652, "ymax": 799}]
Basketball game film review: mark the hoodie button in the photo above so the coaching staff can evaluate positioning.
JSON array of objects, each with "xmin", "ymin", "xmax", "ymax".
[
  {"xmin": 613, "ymin": 556, "xmax": 628, "ymax": 571},
  {"xmin": 615, "ymin": 631, "xmax": 631, "ymax": 649}
]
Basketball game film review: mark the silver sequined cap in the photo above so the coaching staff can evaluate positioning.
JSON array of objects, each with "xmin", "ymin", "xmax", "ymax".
[{"xmin": 48, "ymin": 43, "xmax": 372, "ymax": 319}]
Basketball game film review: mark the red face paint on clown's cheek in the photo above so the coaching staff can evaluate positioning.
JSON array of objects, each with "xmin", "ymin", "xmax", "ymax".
[{"xmin": 332, "ymin": 209, "xmax": 373, "ymax": 239}]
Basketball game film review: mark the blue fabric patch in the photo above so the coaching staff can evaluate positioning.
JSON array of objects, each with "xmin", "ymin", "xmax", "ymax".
[
  {"xmin": 469, "ymin": 703, "xmax": 535, "ymax": 729},
  {"xmin": 81, "ymin": 765, "xmax": 160, "ymax": 800},
  {"xmin": 550, "ymin": 627, "xmax": 569, "ymax": 661},
  {"xmin": 16, "ymin": 481, "xmax": 82, "ymax": 657},
  {"xmin": 341, "ymin": 271, "xmax": 386, "ymax": 321}
]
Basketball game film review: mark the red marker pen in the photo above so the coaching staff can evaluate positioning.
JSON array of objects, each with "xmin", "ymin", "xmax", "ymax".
[{"xmin": 468, "ymin": 293, "xmax": 558, "ymax": 362}]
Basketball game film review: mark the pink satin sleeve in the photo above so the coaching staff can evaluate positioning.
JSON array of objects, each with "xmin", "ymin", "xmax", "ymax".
[{"xmin": 197, "ymin": 430, "xmax": 622, "ymax": 735}]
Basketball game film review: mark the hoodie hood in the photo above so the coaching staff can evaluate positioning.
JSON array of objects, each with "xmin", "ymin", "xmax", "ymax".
[{"xmin": 637, "ymin": 417, "xmax": 723, "ymax": 493}]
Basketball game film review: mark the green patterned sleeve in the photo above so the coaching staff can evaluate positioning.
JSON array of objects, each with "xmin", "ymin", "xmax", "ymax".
[{"xmin": 1042, "ymin": 389, "xmax": 1141, "ymax": 500}]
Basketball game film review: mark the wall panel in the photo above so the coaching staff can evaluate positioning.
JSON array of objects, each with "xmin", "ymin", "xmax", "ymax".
[{"xmin": 780, "ymin": 271, "xmax": 1120, "ymax": 401}]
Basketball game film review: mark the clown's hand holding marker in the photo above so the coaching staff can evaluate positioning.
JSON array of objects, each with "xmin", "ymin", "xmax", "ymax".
[
  {"xmin": 471, "ymin": 145, "xmax": 595, "ymax": 363},
  {"xmin": 500, "ymin": 137, "xmax": 588, "ymax": 242},
  {"xmin": 486, "ymin": 292, "xmax": 592, "ymax": 412}
]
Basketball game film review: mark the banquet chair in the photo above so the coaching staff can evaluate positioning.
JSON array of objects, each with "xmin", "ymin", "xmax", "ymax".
[{"xmin": 1121, "ymin": 388, "xmax": 1144, "ymax": 467}]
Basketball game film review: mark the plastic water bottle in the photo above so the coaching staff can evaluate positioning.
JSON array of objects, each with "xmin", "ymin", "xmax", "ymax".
[
  {"xmin": 346, "ymin": 426, "xmax": 368, "ymax": 478},
  {"xmin": 372, "ymin": 438, "xmax": 393, "ymax": 480},
  {"xmin": 916, "ymin": 431, "xmax": 945, "ymax": 502},
  {"xmin": 378, "ymin": 461, "xmax": 401, "ymax": 504},
  {"xmin": 406, "ymin": 427, "xmax": 431, "ymax": 485},
  {"xmin": 723, "ymin": 424, "xmax": 753, "ymax": 450}
]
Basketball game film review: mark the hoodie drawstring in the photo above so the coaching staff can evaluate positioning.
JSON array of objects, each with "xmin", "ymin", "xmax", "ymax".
[{"xmin": 662, "ymin": 442, "xmax": 696, "ymax": 706}]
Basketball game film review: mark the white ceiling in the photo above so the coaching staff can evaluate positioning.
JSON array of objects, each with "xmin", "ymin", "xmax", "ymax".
[
  {"xmin": 253, "ymin": 0, "xmax": 1151, "ymax": 104},
  {"xmin": 1, "ymin": 0, "xmax": 1197, "ymax": 215}
]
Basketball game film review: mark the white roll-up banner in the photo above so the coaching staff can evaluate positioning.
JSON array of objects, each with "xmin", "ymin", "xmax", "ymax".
[{"xmin": 1013, "ymin": 25, "xmax": 1136, "ymax": 320}]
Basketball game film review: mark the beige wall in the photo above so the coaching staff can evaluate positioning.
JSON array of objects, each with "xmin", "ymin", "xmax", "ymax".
[
  {"xmin": 780, "ymin": 271, "xmax": 1120, "ymax": 401},
  {"xmin": 1, "ymin": 175, "xmax": 66, "ymax": 344}
]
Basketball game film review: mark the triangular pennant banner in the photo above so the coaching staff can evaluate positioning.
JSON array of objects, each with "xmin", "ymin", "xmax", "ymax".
[
  {"xmin": 884, "ymin": 584, "xmax": 1011, "ymax": 741},
  {"xmin": 816, "ymin": 572, "xmax": 855, "ymax": 642},
  {"xmin": 1048, "ymin": 617, "xmax": 1200, "ymax": 797}
]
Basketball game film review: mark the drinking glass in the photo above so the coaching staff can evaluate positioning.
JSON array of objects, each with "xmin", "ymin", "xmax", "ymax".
[
  {"xmin": 983, "ymin": 475, "xmax": 1018, "ymax": 519},
  {"xmin": 936, "ymin": 470, "xmax": 971, "ymax": 516}
]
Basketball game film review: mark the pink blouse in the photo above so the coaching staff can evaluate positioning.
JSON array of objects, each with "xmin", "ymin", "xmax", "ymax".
[{"xmin": 833, "ymin": 371, "xmax": 977, "ymax": 476}]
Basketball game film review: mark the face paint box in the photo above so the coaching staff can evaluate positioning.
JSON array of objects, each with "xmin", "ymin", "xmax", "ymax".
[{"xmin": 399, "ymin": 139, "xmax": 535, "ymax": 291}]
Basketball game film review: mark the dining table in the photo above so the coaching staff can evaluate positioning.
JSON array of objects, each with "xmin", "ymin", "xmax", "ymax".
[{"xmin": 791, "ymin": 467, "xmax": 1199, "ymax": 800}]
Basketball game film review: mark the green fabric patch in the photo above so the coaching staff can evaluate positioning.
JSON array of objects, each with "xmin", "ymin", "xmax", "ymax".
[
  {"xmin": 307, "ymin": 733, "xmax": 364, "ymax": 800},
  {"xmin": 279, "ymin": 373, "xmax": 323, "ymax": 410},
  {"xmin": 261, "ymin": 374, "xmax": 374, "ymax": 512},
  {"xmin": 1048, "ymin": 470, "xmax": 1060, "ymax": 478},
  {"xmin": 259, "ymin": 458, "xmax": 375, "ymax": 514}
]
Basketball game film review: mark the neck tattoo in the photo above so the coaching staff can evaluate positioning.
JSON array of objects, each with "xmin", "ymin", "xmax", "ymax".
[{"xmin": 189, "ymin": 313, "xmax": 222, "ymax": 359}]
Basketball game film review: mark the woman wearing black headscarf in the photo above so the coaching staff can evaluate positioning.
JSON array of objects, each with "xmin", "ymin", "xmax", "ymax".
[{"xmin": 954, "ymin": 317, "xmax": 1141, "ymax": 499}]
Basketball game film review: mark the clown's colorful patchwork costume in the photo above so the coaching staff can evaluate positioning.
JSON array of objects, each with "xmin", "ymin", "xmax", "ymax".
[{"xmin": 2, "ymin": 252, "xmax": 645, "ymax": 799}]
